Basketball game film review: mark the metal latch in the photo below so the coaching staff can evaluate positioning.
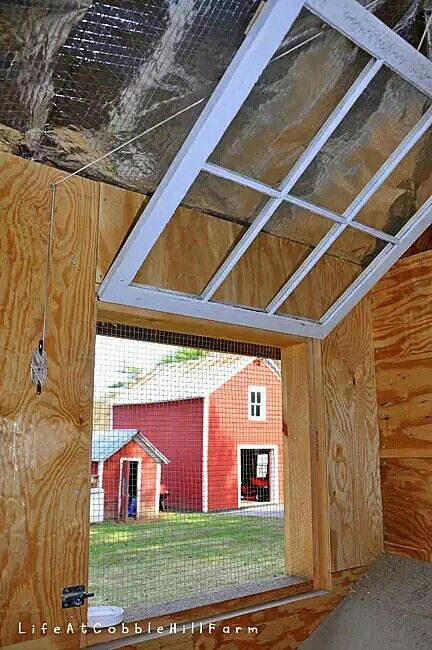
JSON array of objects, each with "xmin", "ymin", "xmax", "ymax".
[{"xmin": 62, "ymin": 585, "xmax": 95, "ymax": 608}]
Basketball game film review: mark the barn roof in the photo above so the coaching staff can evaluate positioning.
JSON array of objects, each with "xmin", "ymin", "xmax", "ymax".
[
  {"xmin": 113, "ymin": 354, "xmax": 280, "ymax": 406},
  {"xmin": 92, "ymin": 429, "xmax": 169, "ymax": 464}
]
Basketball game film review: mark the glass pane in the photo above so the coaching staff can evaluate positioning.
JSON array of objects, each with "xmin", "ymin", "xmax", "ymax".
[
  {"xmin": 262, "ymin": 201, "xmax": 332, "ymax": 250},
  {"xmin": 277, "ymin": 230, "xmax": 387, "ymax": 321},
  {"xmin": 214, "ymin": 209, "xmax": 332, "ymax": 309},
  {"xmin": 290, "ymin": 66, "xmax": 430, "ymax": 214},
  {"xmin": 134, "ymin": 176, "xmax": 251, "ymax": 294},
  {"xmin": 183, "ymin": 171, "xmax": 268, "ymax": 224},
  {"xmin": 354, "ymin": 130, "xmax": 432, "ymax": 236},
  {"xmin": 208, "ymin": 8, "xmax": 371, "ymax": 190},
  {"xmin": 330, "ymin": 226, "xmax": 388, "ymax": 267}
]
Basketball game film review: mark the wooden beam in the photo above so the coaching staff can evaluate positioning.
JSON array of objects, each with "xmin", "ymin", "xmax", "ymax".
[
  {"xmin": 281, "ymin": 343, "xmax": 314, "ymax": 579},
  {"xmin": 97, "ymin": 301, "xmax": 302, "ymax": 348},
  {"xmin": 280, "ymin": 340, "xmax": 331, "ymax": 588},
  {"xmin": 308, "ymin": 340, "xmax": 332, "ymax": 590},
  {"xmin": 85, "ymin": 568, "xmax": 364, "ymax": 649}
]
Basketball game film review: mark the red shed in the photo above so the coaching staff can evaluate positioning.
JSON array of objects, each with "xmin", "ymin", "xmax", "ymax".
[
  {"xmin": 91, "ymin": 429, "xmax": 169, "ymax": 521},
  {"xmin": 113, "ymin": 355, "xmax": 283, "ymax": 513}
]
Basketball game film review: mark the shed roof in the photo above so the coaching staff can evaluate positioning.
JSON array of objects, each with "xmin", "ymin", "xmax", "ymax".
[{"xmin": 92, "ymin": 429, "xmax": 169, "ymax": 464}]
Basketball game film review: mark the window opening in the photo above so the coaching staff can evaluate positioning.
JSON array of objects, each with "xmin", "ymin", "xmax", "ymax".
[{"xmin": 89, "ymin": 322, "xmax": 303, "ymax": 614}]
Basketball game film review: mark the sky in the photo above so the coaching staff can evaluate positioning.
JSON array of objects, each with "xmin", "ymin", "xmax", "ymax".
[{"xmin": 93, "ymin": 335, "xmax": 177, "ymax": 398}]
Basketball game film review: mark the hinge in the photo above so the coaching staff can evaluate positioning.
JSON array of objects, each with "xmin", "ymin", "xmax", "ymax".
[{"xmin": 62, "ymin": 585, "xmax": 94, "ymax": 609}]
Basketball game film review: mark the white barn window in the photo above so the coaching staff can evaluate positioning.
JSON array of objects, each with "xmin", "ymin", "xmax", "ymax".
[{"xmin": 248, "ymin": 386, "xmax": 266, "ymax": 421}]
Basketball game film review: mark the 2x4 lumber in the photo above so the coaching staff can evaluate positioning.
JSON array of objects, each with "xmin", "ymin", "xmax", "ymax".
[
  {"xmin": 281, "ymin": 343, "xmax": 314, "ymax": 579},
  {"xmin": 96, "ymin": 301, "xmax": 303, "ymax": 348},
  {"xmin": 308, "ymin": 340, "xmax": 332, "ymax": 590},
  {"xmin": 280, "ymin": 339, "xmax": 331, "ymax": 589}
]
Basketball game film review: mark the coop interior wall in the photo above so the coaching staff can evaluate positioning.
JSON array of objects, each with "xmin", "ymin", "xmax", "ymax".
[
  {"xmin": 372, "ymin": 248, "xmax": 432, "ymax": 562},
  {"xmin": 0, "ymin": 152, "xmax": 382, "ymax": 649}
]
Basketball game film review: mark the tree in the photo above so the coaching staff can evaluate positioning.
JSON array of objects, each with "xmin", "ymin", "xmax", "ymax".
[
  {"xmin": 108, "ymin": 364, "xmax": 142, "ymax": 389},
  {"xmin": 161, "ymin": 347, "xmax": 206, "ymax": 364}
]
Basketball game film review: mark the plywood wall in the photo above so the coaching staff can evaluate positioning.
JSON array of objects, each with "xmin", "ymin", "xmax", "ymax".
[
  {"xmin": 372, "ymin": 250, "xmax": 432, "ymax": 561},
  {"xmin": 323, "ymin": 298, "xmax": 383, "ymax": 571},
  {"xmin": 0, "ymin": 152, "xmax": 382, "ymax": 649},
  {"xmin": 0, "ymin": 152, "xmax": 99, "ymax": 648}
]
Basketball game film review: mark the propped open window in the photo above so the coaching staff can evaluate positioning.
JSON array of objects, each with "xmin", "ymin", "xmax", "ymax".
[{"xmin": 98, "ymin": 0, "xmax": 432, "ymax": 340}]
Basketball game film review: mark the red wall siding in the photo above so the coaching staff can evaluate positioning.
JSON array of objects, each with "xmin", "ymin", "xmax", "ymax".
[
  {"xmin": 102, "ymin": 439, "xmax": 158, "ymax": 520},
  {"xmin": 113, "ymin": 399, "xmax": 203, "ymax": 512},
  {"xmin": 208, "ymin": 360, "xmax": 283, "ymax": 511}
]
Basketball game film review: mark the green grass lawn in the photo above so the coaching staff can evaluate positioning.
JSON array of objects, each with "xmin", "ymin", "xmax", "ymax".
[{"xmin": 89, "ymin": 512, "xmax": 284, "ymax": 608}]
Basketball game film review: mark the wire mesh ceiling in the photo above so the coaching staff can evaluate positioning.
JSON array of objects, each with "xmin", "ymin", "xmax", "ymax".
[
  {"xmin": 0, "ymin": 0, "xmax": 260, "ymax": 190},
  {"xmin": 0, "ymin": 0, "xmax": 430, "ymax": 196}
]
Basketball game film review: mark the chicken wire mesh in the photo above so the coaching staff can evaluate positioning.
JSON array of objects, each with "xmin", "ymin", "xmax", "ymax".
[
  {"xmin": 0, "ymin": 0, "xmax": 430, "ymax": 197},
  {"xmin": 90, "ymin": 322, "xmax": 298, "ymax": 613},
  {"xmin": 0, "ymin": 0, "xmax": 260, "ymax": 191}
]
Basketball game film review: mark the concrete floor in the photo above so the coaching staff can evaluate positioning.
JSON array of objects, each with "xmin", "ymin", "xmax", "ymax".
[{"xmin": 301, "ymin": 554, "xmax": 432, "ymax": 649}]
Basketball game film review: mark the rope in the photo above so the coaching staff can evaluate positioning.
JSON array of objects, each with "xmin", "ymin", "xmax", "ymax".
[
  {"xmin": 52, "ymin": 98, "xmax": 208, "ymax": 187},
  {"xmin": 31, "ymin": 185, "xmax": 56, "ymax": 394},
  {"xmin": 418, "ymin": 12, "xmax": 432, "ymax": 52}
]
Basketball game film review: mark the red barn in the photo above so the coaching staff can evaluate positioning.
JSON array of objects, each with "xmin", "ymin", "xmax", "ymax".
[
  {"xmin": 91, "ymin": 430, "xmax": 169, "ymax": 521},
  {"xmin": 112, "ymin": 354, "xmax": 283, "ymax": 512}
]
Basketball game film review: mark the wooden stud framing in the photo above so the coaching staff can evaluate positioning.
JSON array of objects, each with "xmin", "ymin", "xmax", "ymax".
[
  {"xmin": 281, "ymin": 341, "xmax": 331, "ymax": 588},
  {"xmin": 281, "ymin": 343, "xmax": 314, "ymax": 580}
]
